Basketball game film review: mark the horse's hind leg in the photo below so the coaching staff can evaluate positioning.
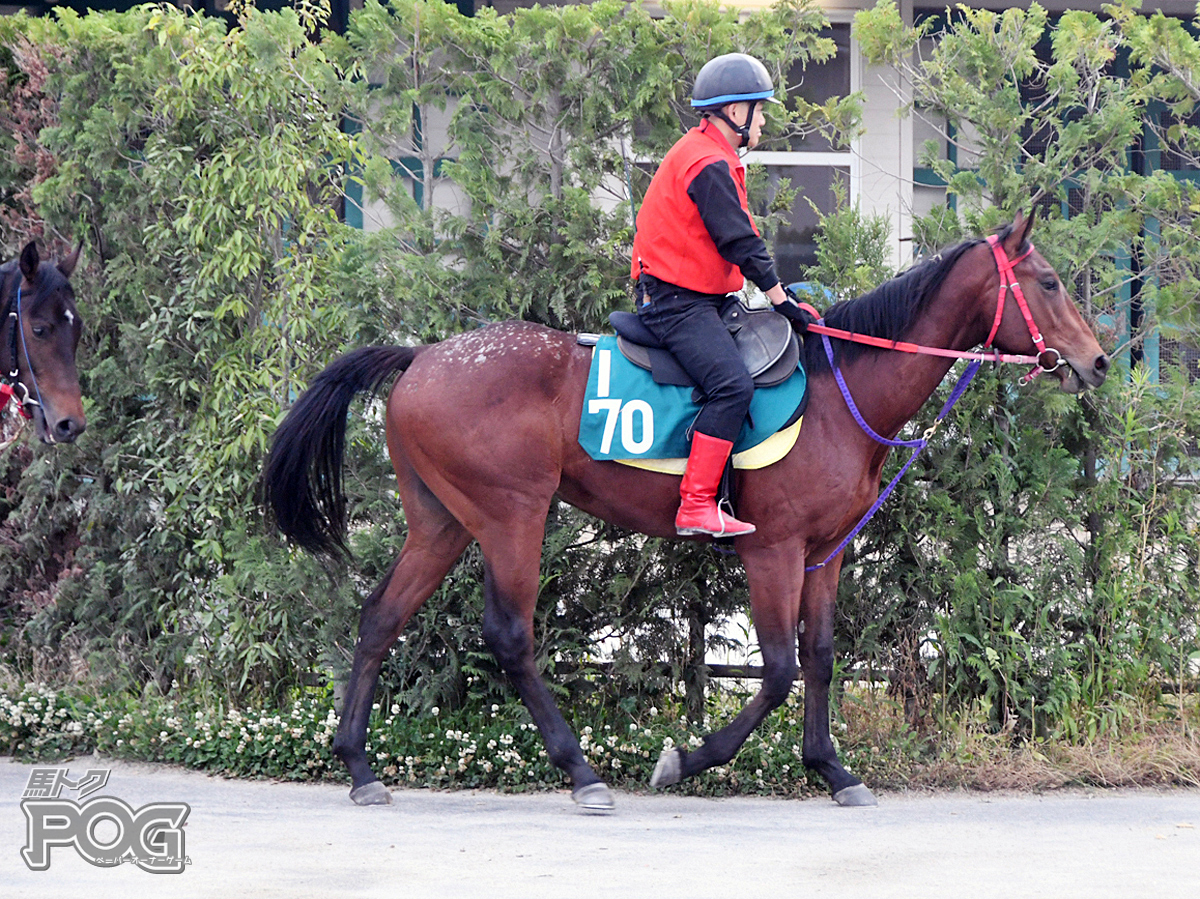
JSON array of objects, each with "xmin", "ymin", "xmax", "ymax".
[
  {"xmin": 333, "ymin": 486, "xmax": 472, "ymax": 806},
  {"xmin": 477, "ymin": 522, "xmax": 613, "ymax": 812}
]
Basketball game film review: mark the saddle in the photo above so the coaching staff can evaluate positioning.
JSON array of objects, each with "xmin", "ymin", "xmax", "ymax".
[{"xmin": 608, "ymin": 298, "xmax": 800, "ymax": 390}]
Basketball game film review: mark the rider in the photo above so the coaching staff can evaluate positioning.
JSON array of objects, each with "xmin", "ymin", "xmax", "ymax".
[{"xmin": 631, "ymin": 52, "xmax": 813, "ymax": 538}]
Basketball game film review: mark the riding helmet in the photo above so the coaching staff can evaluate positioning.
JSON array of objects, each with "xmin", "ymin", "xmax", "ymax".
[{"xmin": 691, "ymin": 53, "xmax": 781, "ymax": 109}]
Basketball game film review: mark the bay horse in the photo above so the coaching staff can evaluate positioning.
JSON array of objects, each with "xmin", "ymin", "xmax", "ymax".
[
  {"xmin": 263, "ymin": 212, "xmax": 1108, "ymax": 810},
  {"xmin": 0, "ymin": 241, "xmax": 85, "ymax": 446}
]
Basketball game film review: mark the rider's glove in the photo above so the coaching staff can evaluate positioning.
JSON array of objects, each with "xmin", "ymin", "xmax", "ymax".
[{"xmin": 773, "ymin": 290, "xmax": 818, "ymax": 333}]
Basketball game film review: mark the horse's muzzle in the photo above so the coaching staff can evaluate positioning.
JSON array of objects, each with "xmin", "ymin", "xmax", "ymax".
[
  {"xmin": 1058, "ymin": 352, "xmax": 1110, "ymax": 394},
  {"xmin": 34, "ymin": 406, "xmax": 86, "ymax": 444}
]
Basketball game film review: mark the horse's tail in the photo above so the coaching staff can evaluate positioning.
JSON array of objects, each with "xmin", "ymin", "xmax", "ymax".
[{"xmin": 262, "ymin": 346, "xmax": 419, "ymax": 560}]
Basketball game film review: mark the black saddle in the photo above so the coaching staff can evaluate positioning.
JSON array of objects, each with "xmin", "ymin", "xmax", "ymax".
[{"xmin": 609, "ymin": 298, "xmax": 800, "ymax": 389}]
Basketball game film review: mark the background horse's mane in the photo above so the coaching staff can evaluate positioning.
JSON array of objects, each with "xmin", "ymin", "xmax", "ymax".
[{"xmin": 803, "ymin": 223, "xmax": 1024, "ymax": 374}]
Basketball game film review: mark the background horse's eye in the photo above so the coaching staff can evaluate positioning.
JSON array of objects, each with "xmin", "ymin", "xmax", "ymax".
[
  {"xmin": 32, "ymin": 325, "xmax": 49, "ymax": 338},
  {"xmin": 1041, "ymin": 279, "xmax": 1059, "ymax": 293}
]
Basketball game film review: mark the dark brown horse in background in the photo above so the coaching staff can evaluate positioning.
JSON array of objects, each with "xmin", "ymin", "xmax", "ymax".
[
  {"xmin": 0, "ymin": 241, "xmax": 85, "ymax": 445},
  {"xmin": 263, "ymin": 213, "xmax": 1108, "ymax": 810}
]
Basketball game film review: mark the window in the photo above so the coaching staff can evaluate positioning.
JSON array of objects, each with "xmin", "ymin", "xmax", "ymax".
[{"xmin": 747, "ymin": 23, "xmax": 853, "ymax": 284}]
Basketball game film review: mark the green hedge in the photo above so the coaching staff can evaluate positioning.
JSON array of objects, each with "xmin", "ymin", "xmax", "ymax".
[{"xmin": 0, "ymin": 1, "xmax": 1197, "ymax": 747}]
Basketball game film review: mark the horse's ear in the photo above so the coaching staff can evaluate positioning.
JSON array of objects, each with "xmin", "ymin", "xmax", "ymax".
[
  {"xmin": 19, "ymin": 241, "xmax": 40, "ymax": 281},
  {"xmin": 58, "ymin": 242, "xmax": 82, "ymax": 279},
  {"xmin": 1013, "ymin": 208, "xmax": 1035, "ymax": 247}
]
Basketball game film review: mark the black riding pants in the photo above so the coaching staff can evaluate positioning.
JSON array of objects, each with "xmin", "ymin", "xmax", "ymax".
[{"xmin": 636, "ymin": 276, "xmax": 753, "ymax": 444}]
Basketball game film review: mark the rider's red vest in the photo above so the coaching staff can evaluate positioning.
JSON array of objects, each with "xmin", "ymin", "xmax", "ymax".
[{"xmin": 631, "ymin": 121, "xmax": 759, "ymax": 295}]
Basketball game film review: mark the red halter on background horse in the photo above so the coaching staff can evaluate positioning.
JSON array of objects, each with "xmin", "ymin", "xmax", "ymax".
[
  {"xmin": 263, "ymin": 212, "xmax": 1108, "ymax": 810},
  {"xmin": 0, "ymin": 241, "xmax": 86, "ymax": 446}
]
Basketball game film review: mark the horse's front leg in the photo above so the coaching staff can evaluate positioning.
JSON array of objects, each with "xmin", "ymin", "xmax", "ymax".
[
  {"xmin": 650, "ymin": 542, "xmax": 801, "ymax": 787},
  {"xmin": 799, "ymin": 558, "xmax": 876, "ymax": 806}
]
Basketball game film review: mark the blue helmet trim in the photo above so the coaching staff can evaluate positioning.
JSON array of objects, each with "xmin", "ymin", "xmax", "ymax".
[{"xmin": 692, "ymin": 89, "xmax": 776, "ymax": 108}]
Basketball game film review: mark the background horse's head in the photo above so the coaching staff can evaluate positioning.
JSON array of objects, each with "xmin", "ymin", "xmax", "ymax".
[
  {"xmin": 988, "ymin": 211, "xmax": 1109, "ymax": 394},
  {"xmin": 1, "ymin": 241, "xmax": 86, "ymax": 444}
]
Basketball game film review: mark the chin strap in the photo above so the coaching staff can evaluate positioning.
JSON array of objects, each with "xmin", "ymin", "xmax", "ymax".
[{"xmin": 710, "ymin": 100, "xmax": 759, "ymax": 149}]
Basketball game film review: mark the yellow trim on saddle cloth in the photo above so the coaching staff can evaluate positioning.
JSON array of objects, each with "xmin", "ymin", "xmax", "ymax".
[{"xmin": 615, "ymin": 417, "xmax": 803, "ymax": 475}]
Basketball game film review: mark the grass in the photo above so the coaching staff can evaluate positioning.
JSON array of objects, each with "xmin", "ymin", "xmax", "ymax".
[{"xmin": 2, "ymin": 678, "xmax": 1197, "ymax": 796}]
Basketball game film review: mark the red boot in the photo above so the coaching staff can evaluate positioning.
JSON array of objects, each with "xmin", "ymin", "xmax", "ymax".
[{"xmin": 675, "ymin": 432, "xmax": 756, "ymax": 537}]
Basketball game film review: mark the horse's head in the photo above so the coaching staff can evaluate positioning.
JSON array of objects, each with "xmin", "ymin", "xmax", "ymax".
[
  {"xmin": 2, "ymin": 241, "xmax": 86, "ymax": 444},
  {"xmin": 986, "ymin": 211, "xmax": 1109, "ymax": 394}
]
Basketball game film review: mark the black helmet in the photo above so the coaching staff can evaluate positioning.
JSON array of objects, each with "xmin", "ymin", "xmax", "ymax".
[{"xmin": 691, "ymin": 53, "xmax": 780, "ymax": 109}]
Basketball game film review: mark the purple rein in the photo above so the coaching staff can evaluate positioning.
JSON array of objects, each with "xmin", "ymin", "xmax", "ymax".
[{"xmin": 805, "ymin": 331, "xmax": 982, "ymax": 573}]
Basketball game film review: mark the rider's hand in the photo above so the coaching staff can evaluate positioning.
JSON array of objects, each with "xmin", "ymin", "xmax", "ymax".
[{"xmin": 773, "ymin": 293, "xmax": 818, "ymax": 333}]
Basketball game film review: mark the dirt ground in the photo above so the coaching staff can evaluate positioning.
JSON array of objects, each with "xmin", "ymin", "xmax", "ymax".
[{"xmin": 3, "ymin": 756, "xmax": 1199, "ymax": 898}]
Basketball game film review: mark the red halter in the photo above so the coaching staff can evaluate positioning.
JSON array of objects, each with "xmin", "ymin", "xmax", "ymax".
[{"xmin": 801, "ymin": 234, "xmax": 1067, "ymax": 382}]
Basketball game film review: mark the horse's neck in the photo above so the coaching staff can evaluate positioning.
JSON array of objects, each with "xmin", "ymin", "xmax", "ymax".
[{"xmin": 838, "ymin": 259, "xmax": 991, "ymax": 441}]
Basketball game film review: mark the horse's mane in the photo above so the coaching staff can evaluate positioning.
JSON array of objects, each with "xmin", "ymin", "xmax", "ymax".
[
  {"xmin": 0, "ymin": 260, "xmax": 19, "ymax": 312},
  {"xmin": 802, "ymin": 223, "xmax": 1022, "ymax": 375}
]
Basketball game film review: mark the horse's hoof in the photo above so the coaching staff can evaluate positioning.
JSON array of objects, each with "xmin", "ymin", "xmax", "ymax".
[
  {"xmin": 650, "ymin": 748, "xmax": 683, "ymax": 789},
  {"xmin": 832, "ymin": 783, "xmax": 877, "ymax": 807},
  {"xmin": 572, "ymin": 782, "xmax": 615, "ymax": 813},
  {"xmin": 349, "ymin": 781, "xmax": 393, "ymax": 806}
]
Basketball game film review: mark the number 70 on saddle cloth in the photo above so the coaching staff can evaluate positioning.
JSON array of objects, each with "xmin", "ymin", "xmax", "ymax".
[{"xmin": 577, "ymin": 336, "xmax": 807, "ymax": 464}]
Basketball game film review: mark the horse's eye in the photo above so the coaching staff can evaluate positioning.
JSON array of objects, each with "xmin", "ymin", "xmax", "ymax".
[{"xmin": 32, "ymin": 325, "xmax": 49, "ymax": 339}]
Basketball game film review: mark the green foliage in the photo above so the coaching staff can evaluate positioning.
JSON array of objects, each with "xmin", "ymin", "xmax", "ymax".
[
  {"xmin": 0, "ymin": 2, "xmax": 848, "ymax": 718},
  {"xmin": 0, "ymin": 679, "xmax": 911, "ymax": 795},
  {"xmin": 5, "ymin": 679, "xmax": 1195, "ymax": 792},
  {"xmin": 2, "ymin": 0, "xmax": 1198, "ymax": 761},
  {"xmin": 840, "ymin": 1, "xmax": 1200, "ymax": 739},
  {"xmin": 1, "ymin": 3, "xmax": 387, "ymax": 702},
  {"xmin": 801, "ymin": 182, "xmax": 896, "ymax": 299},
  {"xmin": 336, "ymin": 0, "xmax": 843, "ymax": 333}
]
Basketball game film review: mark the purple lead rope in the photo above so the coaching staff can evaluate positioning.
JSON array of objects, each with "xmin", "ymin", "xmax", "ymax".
[{"xmin": 805, "ymin": 330, "xmax": 981, "ymax": 572}]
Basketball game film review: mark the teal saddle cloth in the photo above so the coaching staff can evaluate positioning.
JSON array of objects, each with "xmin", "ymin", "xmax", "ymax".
[{"xmin": 578, "ymin": 335, "xmax": 807, "ymax": 462}]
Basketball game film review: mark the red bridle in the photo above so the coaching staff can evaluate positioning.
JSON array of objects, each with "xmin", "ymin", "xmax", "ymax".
[{"xmin": 801, "ymin": 234, "xmax": 1068, "ymax": 383}]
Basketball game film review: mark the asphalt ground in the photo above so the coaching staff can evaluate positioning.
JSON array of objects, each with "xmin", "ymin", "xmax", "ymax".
[{"xmin": 3, "ymin": 756, "xmax": 1198, "ymax": 898}]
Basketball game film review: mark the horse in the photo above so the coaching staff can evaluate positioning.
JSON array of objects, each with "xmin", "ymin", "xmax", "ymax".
[
  {"xmin": 262, "ymin": 212, "xmax": 1108, "ymax": 810},
  {"xmin": 0, "ymin": 241, "xmax": 86, "ymax": 445}
]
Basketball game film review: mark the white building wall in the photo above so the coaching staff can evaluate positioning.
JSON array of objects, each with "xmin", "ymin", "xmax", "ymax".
[{"xmin": 848, "ymin": 0, "xmax": 913, "ymax": 270}]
